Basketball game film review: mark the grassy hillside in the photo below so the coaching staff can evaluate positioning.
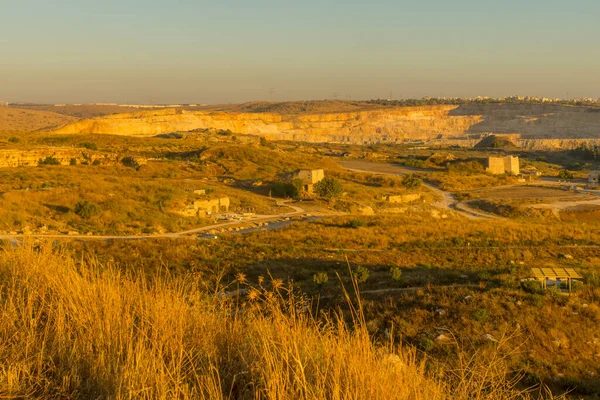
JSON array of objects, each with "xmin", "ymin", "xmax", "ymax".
[
  {"xmin": 0, "ymin": 107, "xmax": 77, "ymax": 132},
  {"xmin": 0, "ymin": 244, "xmax": 530, "ymax": 399}
]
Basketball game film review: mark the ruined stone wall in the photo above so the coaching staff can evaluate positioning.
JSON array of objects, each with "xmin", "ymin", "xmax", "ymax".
[{"xmin": 385, "ymin": 194, "xmax": 421, "ymax": 204}]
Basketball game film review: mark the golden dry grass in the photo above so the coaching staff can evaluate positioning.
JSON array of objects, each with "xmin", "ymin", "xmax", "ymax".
[
  {"xmin": 0, "ymin": 244, "xmax": 534, "ymax": 399},
  {"xmin": 0, "ymin": 107, "xmax": 77, "ymax": 132}
]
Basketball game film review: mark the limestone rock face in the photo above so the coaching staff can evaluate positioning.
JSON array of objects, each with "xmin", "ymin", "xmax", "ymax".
[{"xmin": 52, "ymin": 104, "xmax": 600, "ymax": 144}]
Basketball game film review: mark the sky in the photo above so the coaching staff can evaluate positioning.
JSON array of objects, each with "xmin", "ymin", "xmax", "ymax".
[{"xmin": 1, "ymin": 0, "xmax": 599, "ymax": 104}]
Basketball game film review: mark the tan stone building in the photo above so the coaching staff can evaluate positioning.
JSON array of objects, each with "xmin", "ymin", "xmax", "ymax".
[
  {"xmin": 589, "ymin": 171, "xmax": 600, "ymax": 187},
  {"xmin": 179, "ymin": 197, "xmax": 230, "ymax": 217},
  {"xmin": 293, "ymin": 169, "xmax": 325, "ymax": 193},
  {"xmin": 486, "ymin": 156, "xmax": 519, "ymax": 175}
]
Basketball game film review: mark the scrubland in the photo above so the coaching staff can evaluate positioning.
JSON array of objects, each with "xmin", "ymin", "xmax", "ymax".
[{"xmin": 0, "ymin": 244, "xmax": 534, "ymax": 399}]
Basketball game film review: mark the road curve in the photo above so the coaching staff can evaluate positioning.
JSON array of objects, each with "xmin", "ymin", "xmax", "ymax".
[{"xmin": 339, "ymin": 160, "xmax": 501, "ymax": 220}]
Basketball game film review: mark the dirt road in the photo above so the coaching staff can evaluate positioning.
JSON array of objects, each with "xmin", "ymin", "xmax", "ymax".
[
  {"xmin": 339, "ymin": 160, "xmax": 499, "ymax": 220},
  {"xmin": 0, "ymin": 201, "xmax": 312, "ymax": 242}
]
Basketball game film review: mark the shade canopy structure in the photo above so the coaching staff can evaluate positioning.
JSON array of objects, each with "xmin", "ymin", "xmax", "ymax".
[{"xmin": 530, "ymin": 268, "xmax": 582, "ymax": 292}]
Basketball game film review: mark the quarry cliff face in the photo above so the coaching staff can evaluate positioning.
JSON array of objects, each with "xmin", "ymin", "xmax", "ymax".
[{"xmin": 52, "ymin": 104, "xmax": 600, "ymax": 144}]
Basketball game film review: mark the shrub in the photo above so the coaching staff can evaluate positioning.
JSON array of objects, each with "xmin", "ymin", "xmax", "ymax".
[
  {"xmin": 38, "ymin": 156, "xmax": 60, "ymax": 166},
  {"xmin": 74, "ymin": 201, "xmax": 101, "ymax": 219},
  {"xmin": 259, "ymin": 137, "xmax": 275, "ymax": 149},
  {"xmin": 472, "ymin": 308, "xmax": 490, "ymax": 323},
  {"xmin": 314, "ymin": 177, "xmax": 343, "ymax": 199},
  {"xmin": 348, "ymin": 219, "xmax": 366, "ymax": 229},
  {"xmin": 420, "ymin": 338, "xmax": 435, "ymax": 352},
  {"xmin": 122, "ymin": 157, "xmax": 141, "ymax": 169},
  {"xmin": 313, "ymin": 272, "xmax": 328, "ymax": 288},
  {"xmin": 390, "ymin": 266, "xmax": 403, "ymax": 282},
  {"xmin": 558, "ymin": 169, "xmax": 574, "ymax": 180},
  {"xmin": 402, "ymin": 174, "xmax": 422, "ymax": 189},
  {"xmin": 521, "ymin": 280, "xmax": 544, "ymax": 295},
  {"xmin": 270, "ymin": 183, "xmax": 299, "ymax": 198},
  {"xmin": 353, "ymin": 265, "xmax": 369, "ymax": 284},
  {"xmin": 79, "ymin": 142, "xmax": 98, "ymax": 150},
  {"xmin": 92, "ymin": 159, "xmax": 101, "ymax": 166},
  {"xmin": 69, "ymin": 158, "xmax": 77, "ymax": 166},
  {"xmin": 8, "ymin": 137, "xmax": 19, "ymax": 143}
]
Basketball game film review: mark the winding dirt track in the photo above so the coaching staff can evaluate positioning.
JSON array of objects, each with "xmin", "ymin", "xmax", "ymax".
[{"xmin": 339, "ymin": 160, "xmax": 501, "ymax": 220}]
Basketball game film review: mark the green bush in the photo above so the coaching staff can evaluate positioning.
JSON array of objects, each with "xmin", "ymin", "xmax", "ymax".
[
  {"xmin": 353, "ymin": 265, "xmax": 369, "ymax": 284},
  {"xmin": 314, "ymin": 177, "xmax": 343, "ymax": 199},
  {"xmin": 38, "ymin": 156, "xmax": 60, "ymax": 166},
  {"xmin": 92, "ymin": 159, "xmax": 101, "ymax": 166},
  {"xmin": 313, "ymin": 272, "xmax": 328, "ymax": 288},
  {"xmin": 74, "ymin": 201, "xmax": 102, "ymax": 219},
  {"xmin": 70, "ymin": 158, "xmax": 77, "ymax": 166},
  {"xmin": 420, "ymin": 338, "xmax": 434, "ymax": 352},
  {"xmin": 402, "ymin": 174, "xmax": 422, "ymax": 189},
  {"xmin": 348, "ymin": 219, "xmax": 366, "ymax": 229},
  {"xmin": 270, "ymin": 183, "xmax": 299, "ymax": 198},
  {"xmin": 79, "ymin": 142, "xmax": 98, "ymax": 151},
  {"xmin": 472, "ymin": 308, "xmax": 490, "ymax": 323},
  {"xmin": 8, "ymin": 137, "xmax": 19, "ymax": 143},
  {"xmin": 521, "ymin": 280, "xmax": 544, "ymax": 294},
  {"xmin": 558, "ymin": 169, "xmax": 574, "ymax": 180},
  {"xmin": 390, "ymin": 266, "xmax": 403, "ymax": 282}
]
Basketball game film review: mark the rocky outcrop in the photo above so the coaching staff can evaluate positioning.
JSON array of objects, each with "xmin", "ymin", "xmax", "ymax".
[{"xmin": 52, "ymin": 104, "xmax": 600, "ymax": 144}]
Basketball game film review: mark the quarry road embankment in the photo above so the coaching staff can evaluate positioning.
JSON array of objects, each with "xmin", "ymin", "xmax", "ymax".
[{"xmin": 339, "ymin": 160, "xmax": 499, "ymax": 220}]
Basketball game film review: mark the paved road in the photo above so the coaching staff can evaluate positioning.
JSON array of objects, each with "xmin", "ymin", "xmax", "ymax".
[
  {"xmin": 0, "ymin": 201, "xmax": 312, "ymax": 242},
  {"xmin": 339, "ymin": 160, "xmax": 499, "ymax": 220}
]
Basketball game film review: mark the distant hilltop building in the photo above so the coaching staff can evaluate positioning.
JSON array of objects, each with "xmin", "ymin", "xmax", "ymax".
[
  {"xmin": 0, "ymin": 101, "xmax": 8, "ymax": 107},
  {"xmin": 293, "ymin": 169, "xmax": 325, "ymax": 193},
  {"xmin": 486, "ymin": 156, "xmax": 519, "ymax": 175}
]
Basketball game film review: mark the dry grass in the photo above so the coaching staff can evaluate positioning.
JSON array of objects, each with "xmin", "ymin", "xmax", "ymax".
[
  {"xmin": 0, "ymin": 107, "xmax": 77, "ymax": 132},
  {"xmin": 0, "ymin": 244, "xmax": 533, "ymax": 399}
]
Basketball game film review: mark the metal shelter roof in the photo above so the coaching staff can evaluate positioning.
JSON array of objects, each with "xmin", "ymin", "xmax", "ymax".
[{"xmin": 531, "ymin": 268, "xmax": 582, "ymax": 279}]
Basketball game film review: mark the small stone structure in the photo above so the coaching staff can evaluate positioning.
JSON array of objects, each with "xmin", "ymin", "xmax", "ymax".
[
  {"xmin": 293, "ymin": 169, "xmax": 325, "ymax": 193},
  {"xmin": 384, "ymin": 194, "xmax": 421, "ymax": 204},
  {"xmin": 486, "ymin": 156, "xmax": 519, "ymax": 175},
  {"xmin": 180, "ymin": 197, "xmax": 230, "ymax": 217},
  {"xmin": 589, "ymin": 171, "xmax": 600, "ymax": 187}
]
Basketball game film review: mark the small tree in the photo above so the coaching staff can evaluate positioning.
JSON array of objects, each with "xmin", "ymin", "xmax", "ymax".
[
  {"xmin": 74, "ymin": 201, "xmax": 101, "ymax": 219},
  {"xmin": 314, "ymin": 177, "xmax": 343, "ymax": 199},
  {"xmin": 402, "ymin": 174, "xmax": 423, "ymax": 189},
  {"xmin": 353, "ymin": 265, "xmax": 369, "ymax": 284},
  {"xmin": 390, "ymin": 266, "xmax": 403, "ymax": 282},
  {"xmin": 313, "ymin": 272, "xmax": 328, "ymax": 288},
  {"xmin": 558, "ymin": 169, "xmax": 574, "ymax": 180}
]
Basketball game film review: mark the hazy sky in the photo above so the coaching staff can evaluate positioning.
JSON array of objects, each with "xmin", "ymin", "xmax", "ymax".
[{"xmin": 1, "ymin": 0, "xmax": 599, "ymax": 104}]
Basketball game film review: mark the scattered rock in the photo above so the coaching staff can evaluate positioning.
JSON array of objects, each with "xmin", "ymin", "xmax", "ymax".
[
  {"xmin": 516, "ymin": 301, "xmax": 523, "ymax": 306},
  {"xmin": 459, "ymin": 274, "xmax": 469, "ymax": 279},
  {"xmin": 435, "ymin": 334, "xmax": 451, "ymax": 343},
  {"xmin": 463, "ymin": 295, "xmax": 473, "ymax": 302},
  {"xmin": 435, "ymin": 308, "xmax": 446, "ymax": 317},
  {"xmin": 483, "ymin": 334, "xmax": 498, "ymax": 342}
]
